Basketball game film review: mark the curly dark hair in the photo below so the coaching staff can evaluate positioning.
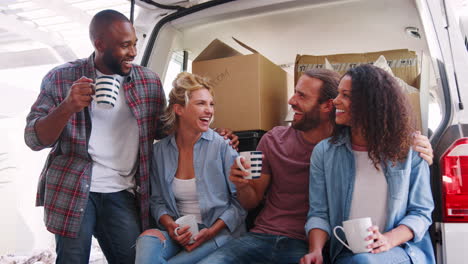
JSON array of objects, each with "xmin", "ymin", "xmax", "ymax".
[{"xmin": 331, "ymin": 64, "xmax": 416, "ymax": 167}]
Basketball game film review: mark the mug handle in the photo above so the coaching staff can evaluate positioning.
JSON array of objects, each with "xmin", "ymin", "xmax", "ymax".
[
  {"xmin": 174, "ymin": 226, "xmax": 181, "ymax": 236},
  {"xmin": 333, "ymin": 226, "xmax": 352, "ymax": 251},
  {"xmin": 235, "ymin": 156, "xmax": 248, "ymax": 173},
  {"xmin": 90, "ymin": 83, "xmax": 96, "ymax": 100}
]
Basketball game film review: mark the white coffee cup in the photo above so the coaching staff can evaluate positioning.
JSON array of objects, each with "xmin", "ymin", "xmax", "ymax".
[
  {"xmin": 333, "ymin": 217, "xmax": 373, "ymax": 254},
  {"xmin": 235, "ymin": 151, "xmax": 263, "ymax": 179},
  {"xmin": 174, "ymin": 215, "xmax": 199, "ymax": 244},
  {"xmin": 93, "ymin": 75, "xmax": 120, "ymax": 109}
]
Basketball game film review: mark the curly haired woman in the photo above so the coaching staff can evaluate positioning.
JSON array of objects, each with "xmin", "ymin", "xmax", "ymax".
[{"xmin": 301, "ymin": 64, "xmax": 435, "ymax": 264}]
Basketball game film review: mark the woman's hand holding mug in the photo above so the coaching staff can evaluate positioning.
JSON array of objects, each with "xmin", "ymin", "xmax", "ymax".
[
  {"xmin": 169, "ymin": 222, "xmax": 192, "ymax": 246},
  {"xmin": 184, "ymin": 228, "xmax": 214, "ymax": 252}
]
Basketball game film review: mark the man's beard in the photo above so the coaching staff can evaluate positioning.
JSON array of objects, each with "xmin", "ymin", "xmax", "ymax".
[
  {"xmin": 102, "ymin": 50, "xmax": 130, "ymax": 76},
  {"xmin": 291, "ymin": 104, "xmax": 321, "ymax": 131}
]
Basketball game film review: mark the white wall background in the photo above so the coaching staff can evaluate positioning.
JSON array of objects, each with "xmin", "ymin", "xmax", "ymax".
[
  {"xmin": 0, "ymin": 2, "xmax": 133, "ymax": 258},
  {"xmin": 0, "ymin": 64, "xmax": 60, "ymax": 256}
]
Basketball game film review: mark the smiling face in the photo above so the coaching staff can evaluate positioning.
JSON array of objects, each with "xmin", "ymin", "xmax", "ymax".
[
  {"xmin": 95, "ymin": 20, "xmax": 137, "ymax": 76},
  {"xmin": 177, "ymin": 89, "xmax": 214, "ymax": 133},
  {"xmin": 288, "ymin": 75, "xmax": 323, "ymax": 131},
  {"xmin": 333, "ymin": 75, "xmax": 353, "ymax": 126}
]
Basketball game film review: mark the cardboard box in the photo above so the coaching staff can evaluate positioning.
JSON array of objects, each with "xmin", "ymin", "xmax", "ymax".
[
  {"xmin": 295, "ymin": 49, "xmax": 422, "ymax": 130},
  {"xmin": 192, "ymin": 38, "xmax": 288, "ymax": 131},
  {"xmin": 295, "ymin": 49, "xmax": 419, "ymax": 86}
]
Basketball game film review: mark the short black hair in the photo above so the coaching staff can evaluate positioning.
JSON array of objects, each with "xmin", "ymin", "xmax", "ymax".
[{"xmin": 89, "ymin": 9, "xmax": 130, "ymax": 42}]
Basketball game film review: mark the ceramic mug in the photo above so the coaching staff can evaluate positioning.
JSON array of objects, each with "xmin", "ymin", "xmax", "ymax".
[
  {"xmin": 93, "ymin": 75, "xmax": 120, "ymax": 109},
  {"xmin": 174, "ymin": 215, "xmax": 199, "ymax": 244},
  {"xmin": 235, "ymin": 151, "xmax": 263, "ymax": 179},
  {"xmin": 333, "ymin": 217, "xmax": 373, "ymax": 254}
]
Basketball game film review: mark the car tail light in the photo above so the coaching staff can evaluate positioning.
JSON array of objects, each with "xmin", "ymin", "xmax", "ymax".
[{"xmin": 440, "ymin": 138, "xmax": 468, "ymax": 222}]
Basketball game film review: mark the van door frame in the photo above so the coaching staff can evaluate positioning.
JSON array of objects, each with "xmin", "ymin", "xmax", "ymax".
[{"xmin": 140, "ymin": 0, "xmax": 236, "ymax": 67}]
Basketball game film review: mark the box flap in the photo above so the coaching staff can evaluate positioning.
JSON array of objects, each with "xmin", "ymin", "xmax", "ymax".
[
  {"xmin": 232, "ymin": 37, "xmax": 259, "ymax": 54},
  {"xmin": 194, "ymin": 39, "xmax": 242, "ymax": 62},
  {"xmin": 194, "ymin": 38, "xmax": 262, "ymax": 62}
]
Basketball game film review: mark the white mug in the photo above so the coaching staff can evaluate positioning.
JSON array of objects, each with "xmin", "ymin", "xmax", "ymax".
[
  {"xmin": 174, "ymin": 215, "xmax": 199, "ymax": 244},
  {"xmin": 235, "ymin": 151, "xmax": 263, "ymax": 179},
  {"xmin": 333, "ymin": 217, "xmax": 373, "ymax": 254},
  {"xmin": 93, "ymin": 75, "xmax": 120, "ymax": 109}
]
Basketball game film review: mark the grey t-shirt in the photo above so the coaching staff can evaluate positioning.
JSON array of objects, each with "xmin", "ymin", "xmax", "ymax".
[{"xmin": 251, "ymin": 126, "xmax": 316, "ymax": 241}]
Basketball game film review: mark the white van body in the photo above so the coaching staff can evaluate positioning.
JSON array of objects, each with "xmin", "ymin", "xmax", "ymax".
[{"xmin": 134, "ymin": 0, "xmax": 468, "ymax": 263}]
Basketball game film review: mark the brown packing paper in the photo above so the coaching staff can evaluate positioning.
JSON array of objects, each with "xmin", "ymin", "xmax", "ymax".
[
  {"xmin": 406, "ymin": 92, "xmax": 422, "ymax": 131},
  {"xmin": 193, "ymin": 38, "xmax": 289, "ymax": 131},
  {"xmin": 295, "ymin": 49, "xmax": 419, "ymax": 87}
]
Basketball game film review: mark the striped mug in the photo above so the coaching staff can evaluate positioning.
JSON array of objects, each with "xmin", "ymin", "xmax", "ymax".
[
  {"xmin": 235, "ymin": 151, "xmax": 263, "ymax": 179},
  {"xmin": 93, "ymin": 75, "xmax": 120, "ymax": 109}
]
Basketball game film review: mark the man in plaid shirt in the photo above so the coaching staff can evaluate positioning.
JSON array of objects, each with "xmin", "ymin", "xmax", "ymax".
[{"xmin": 26, "ymin": 9, "xmax": 167, "ymax": 264}]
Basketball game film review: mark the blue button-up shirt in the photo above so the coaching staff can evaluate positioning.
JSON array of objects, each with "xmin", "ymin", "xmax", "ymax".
[
  {"xmin": 150, "ymin": 129, "xmax": 246, "ymax": 247},
  {"xmin": 305, "ymin": 131, "xmax": 435, "ymax": 263}
]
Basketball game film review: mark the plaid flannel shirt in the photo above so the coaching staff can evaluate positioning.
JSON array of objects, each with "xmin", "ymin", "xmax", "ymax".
[{"xmin": 24, "ymin": 54, "xmax": 165, "ymax": 238}]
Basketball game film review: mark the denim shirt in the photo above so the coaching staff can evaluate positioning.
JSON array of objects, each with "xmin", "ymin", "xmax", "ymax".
[
  {"xmin": 150, "ymin": 129, "xmax": 246, "ymax": 247},
  {"xmin": 305, "ymin": 131, "xmax": 435, "ymax": 263}
]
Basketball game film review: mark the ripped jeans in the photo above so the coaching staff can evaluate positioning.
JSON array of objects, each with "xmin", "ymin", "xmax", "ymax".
[{"xmin": 135, "ymin": 225, "xmax": 219, "ymax": 264}]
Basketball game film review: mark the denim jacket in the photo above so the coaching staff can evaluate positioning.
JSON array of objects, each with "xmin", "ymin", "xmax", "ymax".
[
  {"xmin": 150, "ymin": 129, "xmax": 246, "ymax": 247},
  {"xmin": 305, "ymin": 131, "xmax": 435, "ymax": 263}
]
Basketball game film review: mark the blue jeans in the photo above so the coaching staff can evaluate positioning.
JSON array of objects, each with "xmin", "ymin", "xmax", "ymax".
[
  {"xmin": 55, "ymin": 191, "xmax": 141, "ymax": 264},
  {"xmin": 335, "ymin": 246, "xmax": 411, "ymax": 264},
  {"xmin": 197, "ymin": 232, "xmax": 308, "ymax": 264},
  {"xmin": 135, "ymin": 225, "xmax": 219, "ymax": 264}
]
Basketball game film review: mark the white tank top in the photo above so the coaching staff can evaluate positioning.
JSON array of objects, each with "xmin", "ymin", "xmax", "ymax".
[
  {"xmin": 172, "ymin": 177, "xmax": 202, "ymax": 223},
  {"xmin": 349, "ymin": 150, "xmax": 388, "ymax": 231}
]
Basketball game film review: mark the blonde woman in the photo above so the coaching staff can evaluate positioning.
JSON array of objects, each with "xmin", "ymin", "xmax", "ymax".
[{"xmin": 135, "ymin": 72, "xmax": 246, "ymax": 264}]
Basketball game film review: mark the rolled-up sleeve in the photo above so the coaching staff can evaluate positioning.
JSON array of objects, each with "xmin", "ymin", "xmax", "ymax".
[
  {"xmin": 24, "ymin": 72, "xmax": 58, "ymax": 151},
  {"xmin": 398, "ymin": 151, "xmax": 434, "ymax": 242},
  {"xmin": 305, "ymin": 142, "xmax": 331, "ymax": 237},
  {"xmin": 218, "ymin": 142, "xmax": 246, "ymax": 232}
]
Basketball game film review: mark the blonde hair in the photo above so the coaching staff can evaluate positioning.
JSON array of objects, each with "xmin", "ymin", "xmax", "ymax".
[{"xmin": 161, "ymin": 72, "xmax": 214, "ymax": 134}]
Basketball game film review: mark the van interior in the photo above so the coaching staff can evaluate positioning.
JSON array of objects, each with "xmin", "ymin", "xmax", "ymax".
[{"xmin": 141, "ymin": 0, "xmax": 442, "ymax": 136}]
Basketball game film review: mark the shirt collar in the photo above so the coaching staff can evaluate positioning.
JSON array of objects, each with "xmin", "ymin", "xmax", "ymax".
[
  {"xmin": 333, "ymin": 127, "xmax": 354, "ymax": 152},
  {"xmin": 201, "ymin": 129, "xmax": 214, "ymax": 141},
  {"xmin": 167, "ymin": 129, "xmax": 215, "ymax": 149},
  {"xmin": 85, "ymin": 53, "xmax": 97, "ymax": 81}
]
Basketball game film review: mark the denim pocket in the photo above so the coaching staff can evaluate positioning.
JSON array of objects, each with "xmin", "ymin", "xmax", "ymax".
[
  {"xmin": 387, "ymin": 170, "xmax": 406, "ymax": 200},
  {"xmin": 205, "ymin": 159, "xmax": 228, "ymax": 195}
]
